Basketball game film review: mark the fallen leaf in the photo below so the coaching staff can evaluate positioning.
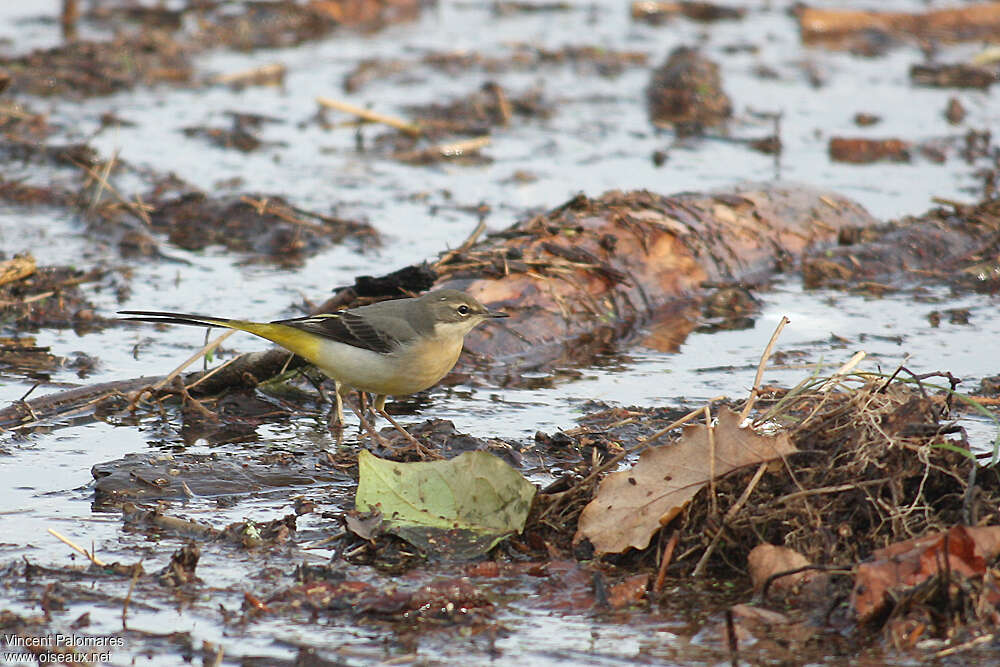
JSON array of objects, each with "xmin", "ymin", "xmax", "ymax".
[
  {"xmin": 574, "ymin": 407, "xmax": 795, "ymax": 554},
  {"xmin": 343, "ymin": 509, "xmax": 383, "ymax": 541},
  {"xmin": 355, "ymin": 450, "xmax": 537, "ymax": 559},
  {"xmin": 608, "ymin": 573, "xmax": 649, "ymax": 609},
  {"xmin": 852, "ymin": 525, "xmax": 1000, "ymax": 620},
  {"xmin": 747, "ymin": 544, "xmax": 812, "ymax": 593}
]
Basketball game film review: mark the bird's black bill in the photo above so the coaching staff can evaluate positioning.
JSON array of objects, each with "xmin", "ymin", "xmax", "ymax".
[{"xmin": 488, "ymin": 310, "xmax": 510, "ymax": 318}]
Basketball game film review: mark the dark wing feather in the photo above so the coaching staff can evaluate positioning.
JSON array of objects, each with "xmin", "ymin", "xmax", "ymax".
[{"xmin": 276, "ymin": 311, "xmax": 398, "ymax": 354}]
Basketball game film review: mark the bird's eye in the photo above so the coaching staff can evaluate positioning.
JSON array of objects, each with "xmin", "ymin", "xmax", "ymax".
[{"xmin": 457, "ymin": 305, "xmax": 470, "ymax": 316}]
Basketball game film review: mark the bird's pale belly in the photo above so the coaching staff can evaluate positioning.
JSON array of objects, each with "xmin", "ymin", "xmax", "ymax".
[{"xmin": 312, "ymin": 336, "xmax": 464, "ymax": 397}]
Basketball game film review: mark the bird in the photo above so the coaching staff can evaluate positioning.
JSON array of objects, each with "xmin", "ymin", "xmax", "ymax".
[{"xmin": 120, "ymin": 289, "xmax": 508, "ymax": 446}]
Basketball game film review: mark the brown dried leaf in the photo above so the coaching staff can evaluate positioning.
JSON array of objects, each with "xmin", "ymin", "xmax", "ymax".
[
  {"xmin": 747, "ymin": 544, "xmax": 812, "ymax": 593},
  {"xmin": 574, "ymin": 407, "xmax": 795, "ymax": 554},
  {"xmin": 852, "ymin": 525, "xmax": 1000, "ymax": 620}
]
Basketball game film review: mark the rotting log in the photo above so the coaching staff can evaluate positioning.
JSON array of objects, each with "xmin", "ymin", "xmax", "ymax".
[
  {"xmin": 437, "ymin": 184, "xmax": 875, "ymax": 372},
  {"xmin": 798, "ymin": 2, "xmax": 1000, "ymax": 47},
  {"xmin": 0, "ymin": 182, "xmax": 894, "ymax": 428}
]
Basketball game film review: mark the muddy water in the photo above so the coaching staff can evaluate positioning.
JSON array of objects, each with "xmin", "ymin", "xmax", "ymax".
[{"xmin": 2, "ymin": 0, "xmax": 999, "ymax": 664}]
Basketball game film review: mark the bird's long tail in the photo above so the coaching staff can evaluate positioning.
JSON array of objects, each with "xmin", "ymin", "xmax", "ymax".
[{"xmin": 118, "ymin": 311, "xmax": 322, "ymax": 362}]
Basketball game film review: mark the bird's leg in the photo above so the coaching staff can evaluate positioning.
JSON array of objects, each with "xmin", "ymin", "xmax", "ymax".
[
  {"xmin": 357, "ymin": 391, "xmax": 368, "ymax": 435},
  {"xmin": 347, "ymin": 396, "xmax": 387, "ymax": 448},
  {"xmin": 373, "ymin": 395, "xmax": 437, "ymax": 459},
  {"xmin": 325, "ymin": 380, "xmax": 346, "ymax": 431}
]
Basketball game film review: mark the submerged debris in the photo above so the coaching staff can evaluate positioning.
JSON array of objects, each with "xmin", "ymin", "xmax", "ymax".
[
  {"xmin": 646, "ymin": 46, "xmax": 732, "ymax": 131},
  {"xmin": 147, "ymin": 192, "xmax": 377, "ymax": 262}
]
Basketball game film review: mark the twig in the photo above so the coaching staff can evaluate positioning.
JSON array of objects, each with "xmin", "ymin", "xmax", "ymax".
[
  {"xmin": 148, "ymin": 330, "xmax": 236, "ymax": 392},
  {"xmin": 487, "ymin": 82, "xmax": 512, "ymax": 125},
  {"xmin": 122, "ymin": 563, "xmax": 141, "ymax": 631},
  {"xmin": 725, "ymin": 608, "xmax": 738, "ymax": 667},
  {"xmin": 818, "ymin": 350, "xmax": 867, "ymax": 392},
  {"xmin": 0, "ymin": 291, "xmax": 54, "ymax": 308},
  {"xmin": 316, "ymin": 96, "xmax": 421, "ymax": 136},
  {"xmin": 212, "ymin": 62, "xmax": 286, "ymax": 86},
  {"xmin": 394, "ymin": 136, "xmax": 491, "ymax": 163},
  {"xmin": 76, "ymin": 153, "xmax": 153, "ymax": 227},
  {"xmin": 706, "ymin": 404, "xmax": 717, "ymax": 516},
  {"xmin": 935, "ymin": 634, "xmax": 995, "ymax": 658},
  {"xmin": 692, "ymin": 461, "xmax": 769, "ymax": 577},
  {"xmin": 653, "ymin": 530, "xmax": 679, "ymax": 594},
  {"xmin": 436, "ymin": 218, "xmax": 488, "ymax": 268},
  {"xmin": 740, "ymin": 315, "xmax": 789, "ymax": 421},
  {"xmin": 641, "ymin": 397, "xmax": 727, "ymax": 447},
  {"xmin": 48, "ymin": 528, "xmax": 107, "ymax": 567}
]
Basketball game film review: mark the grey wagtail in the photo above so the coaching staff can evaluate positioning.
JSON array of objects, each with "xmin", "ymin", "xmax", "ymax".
[{"xmin": 120, "ymin": 289, "xmax": 508, "ymax": 443}]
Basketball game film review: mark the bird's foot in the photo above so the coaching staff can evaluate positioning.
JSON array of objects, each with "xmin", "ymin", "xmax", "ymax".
[{"xmin": 377, "ymin": 409, "xmax": 440, "ymax": 460}]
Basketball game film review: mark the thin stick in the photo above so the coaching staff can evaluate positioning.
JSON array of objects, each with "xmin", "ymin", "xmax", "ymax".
[
  {"xmin": 149, "ymin": 330, "xmax": 236, "ymax": 392},
  {"xmin": 818, "ymin": 350, "xmax": 867, "ymax": 392},
  {"xmin": 122, "ymin": 563, "xmax": 141, "ymax": 631},
  {"xmin": 436, "ymin": 218, "xmax": 488, "ymax": 268},
  {"xmin": 692, "ymin": 461, "xmax": 768, "ymax": 577},
  {"xmin": 394, "ymin": 136, "xmax": 491, "ymax": 162},
  {"xmin": 76, "ymin": 154, "xmax": 153, "ymax": 227},
  {"xmin": 212, "ymin": 62, "xmax": 286, "ymax": 86},
  {"xmin": 740, "ymin": 316, "xmax": 790, "ymax": 422},
  {"xmin": 316, "ymin": 96, "xmax": 421, "ymax": 136},
  {"xmin": 725, "ymin": 608, "xmax": 739, "ymax": 667},
  {"xmin": 48, "ymin": 528, "xmax": 107, "ymax": 567},
  {"xmin": 653, "ymin": 530, "xmax": 679, "ymax": 594},
  {"xmin": 706, "ymin": 404, "xmax": 717, "ymax": 516},
  {"xmin": 641, "ymin": 397, "xmax": 727, "ymax": 447},
  {"xmin": 0, "ymin": 290, "xmax": 54, "ymax": 308}
]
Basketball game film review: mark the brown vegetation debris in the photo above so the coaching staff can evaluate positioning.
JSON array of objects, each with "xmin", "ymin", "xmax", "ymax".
[
  {"xmin": 674, "ymin": 376, "xmax": 1000, "ymax": 578},
  {"xmin": 0, "ymin": 261, "xmax": 105, "ymax": 329},
  {"xmin": 181, "ymin": 125, "xmax": 263, "ymax": 153},
  {"xmin": 910, "ymin": 63, "xmax": 999, "ymax": 90},
  {"xmin": 147, "ymin": 192, "xmax": 377, "ymax": 262},
  {"xmin": 404, "ymin": 83, "xmax": 552, "ymax": 137},
  {"xmin": 397, "ymin": 44, "xmax": 648, "ymax": 87},
  {"xmin": 945, "ymin": 97, "xmax": 967, "ymax": 124},
  {"xmin": 828, "ymin": 137, "xmax": 911, "ymax": 164},
  {"xmin": 574, "ymin": 407, "xmax": 795, "ymax": 554},
  {"xmin": 802, "ymin": 195, "xmax": 1000, "ymax": 291},
  {"xmin": 646, "ymin": 46, "xmax": 732, "ymax": 131},
  {"xmin": 0, "ymin": 33, "xmax": 193, "ymax": 98},
  {"xmin": 195, "ymin": 0, "xmax": 422, "ymax": 51},
  {"xmin": 266, "ymin": 574, "xmax": 493, "ymax": 622},
  {"xmin": 852, "ymin": 525, "xmax": 1000, "ymax": 621},
  {"xmin": 341, "ymin": 42, "xmax": 645, "ymax": 94},
  {"xmin": 797, "ymin": 3, "xmax": 1000, "ymax": 50},
  {"xmin": 0, "ymin": 336, "xmax": 64, "ymax": 377},
  {"xmin": 631, "ymin": 1, "xmax": 745, "ymax": 25}
]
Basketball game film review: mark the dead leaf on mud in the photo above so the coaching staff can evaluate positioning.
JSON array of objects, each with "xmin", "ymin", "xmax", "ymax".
[
  {"xmin": 747, "ymin": 544, "xmax": 819, "ymax": 594},
  {"xmin": 355, "ymin": 450, "xmax": 537, "ymax": 559},
  {"xmin": 574, "ymin": 407, "xmax": 795, "ymax": 554},
  {"xmin": 852, "ymin": 525, "xmax": 1000, "ymax": 620}
]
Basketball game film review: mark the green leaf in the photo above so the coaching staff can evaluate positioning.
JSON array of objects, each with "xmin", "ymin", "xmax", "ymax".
[{"xmin": 356, "ymin": 450, "xmax": 536, "ymax": 559}]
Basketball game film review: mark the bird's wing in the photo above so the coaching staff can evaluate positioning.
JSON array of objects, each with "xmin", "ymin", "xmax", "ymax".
[{"xmin": 276, "ymin": 311, "xmax": 401, "ymax": 354}]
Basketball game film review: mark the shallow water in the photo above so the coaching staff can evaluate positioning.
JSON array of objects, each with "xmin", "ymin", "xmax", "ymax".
[{"xmin": 2, "ymin": 0, "xmax": 999, "ymax": 664}]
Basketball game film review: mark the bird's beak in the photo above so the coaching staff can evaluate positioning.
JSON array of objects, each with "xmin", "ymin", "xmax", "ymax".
[{"xmin": 487, "ymin": 309, "xmax": 509, "ymax": 319}]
